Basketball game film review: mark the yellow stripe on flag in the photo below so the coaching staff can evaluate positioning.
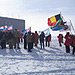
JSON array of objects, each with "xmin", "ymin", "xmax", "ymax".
[{"xmin": 50, "ymin": 16, "xmax": 56, "ymax": 23}]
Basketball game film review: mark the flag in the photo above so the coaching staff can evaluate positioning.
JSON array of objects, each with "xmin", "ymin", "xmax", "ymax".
[
  {"xmin": 48, "ymin": 18, "xmax": 57, "ymax": 27},
  {"xmin": 0, "ymin": 26, "xmax": 7, "ymax": 31},
  {"xmin": 43, "ymin": 28, "xmax": 50, "ymax": 37},
  {"xmin": 51, "ymin": 18, "xmax": 66, "ymax": 30},
  {"xmin": 60, "ymin": 25, "xmax": 71, "ymax": 32},
  {"xmin": 38, "ymin": 28, "xmax": 50, "ymax": 36},
  {"xmin": 27, "ymin": 27, "xmax": 31, "ymax": 32},
  {"xmin": 22, "ymin": 30, "xmax": 27, "ymax": 35},
  {"xmin": 22, "ymin": 27, "xmax": 31, "ymax": 35},
  {"xmin": 63, "ymin": 25, "xmax": 68, "ymax": 30},
  {"xmin": 48, "ymin": 14, "xmax": 61, "ymax": 26},
  {"xmin": 52, "ymin": 27, "xmax": 65, "ymax": 31},
  {"xmin": 8, "ymin": 25, "xmax": 13, "ymax": 30}
]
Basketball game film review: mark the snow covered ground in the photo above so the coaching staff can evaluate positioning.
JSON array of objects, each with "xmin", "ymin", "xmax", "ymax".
[{"xmin": 0, "ymin": 37, "xmax": 75, "ymax": 75}]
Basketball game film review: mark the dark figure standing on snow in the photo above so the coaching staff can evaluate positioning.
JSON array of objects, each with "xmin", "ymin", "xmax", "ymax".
[
  {"xmin": 72, "ymin": 35, "xmax": 75, "ymax": 55},
  {"xmin": 64, "ymin": 32, "xmax": 72, "ymax": 53},
  {"xmin": 24, "ymin": 33, "xmax": 27, "ymax": 49},
  {"xmin": 0, "ymin": 31, "xmax": 3, "ymax": 46},
  {"xmin": 14, "ymin": 29, "xmax": 20, "ymax": 49},
  {"xmin": 45, "ymin": 34, "xmax": 51, "ymax": 47},
  {"xmin": 27, "ymin": 32, "xmax": 32, "ymax": 52},
  {"xmin": 34, "ymin": 31, "xmax": 39, "ymax": 46},
  {"xmin": 31, "ymin": 33, "xmax": 35, "ymax": 49},
  {"xmin": 8, "ymin": 31, "xmax": 14, "ymax": 49},
  {"xmin": 1, "ymin": 34, "xmax": 6, "ymax": 49},
  {"xmin": 40, "ymin": 32, "xmax": 45, "ymax": 49},
  {"xmin": 57, "ymin": 34, "xmax": 63, "ymax": 47},
  {"xmin": 19, "ymin": 32, "xmax": 23, "ymax": 43}
]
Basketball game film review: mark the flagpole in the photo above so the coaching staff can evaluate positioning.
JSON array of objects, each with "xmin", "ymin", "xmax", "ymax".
[
  {"xmin": 69, "ymin": 28, "xmax": 72, "ymax": 34},
  {"xmin": 67, "ymin": 21, "xmax": 72, "ymax": 34},
  {"xmin": 70, "ymin": 20, "xmax": 75, "ymax": 34},
  {"xmin": 30, "ymin": 26, "xmax": 31, "ymax": 31},
  {"xmin": 60, "ymin": 12, "xmax": 65, "ymax": 22},
  {"xmin": 60, "ymin": 12, "xmax": 62, "ymax": 18},
  {"xmin": 60, "ymin": 12, "xmax": 64, "ymax": 20}
]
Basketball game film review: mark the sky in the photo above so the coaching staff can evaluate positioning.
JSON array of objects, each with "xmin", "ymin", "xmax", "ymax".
[{"xmin": 0, "ymin": 0, "xmax": 75, "ymax": 36}]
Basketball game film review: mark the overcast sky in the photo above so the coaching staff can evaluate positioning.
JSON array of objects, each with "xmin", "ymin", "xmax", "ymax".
[{"xmin": 0, "ymin": 0, "xmax": 75, "ymax": 35}]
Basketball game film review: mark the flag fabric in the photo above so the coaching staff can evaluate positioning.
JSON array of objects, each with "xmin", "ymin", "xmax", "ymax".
[
  {"xmin": 0, "ymin": 26, "xmax": 7, "ymax": 31},
  {"xmin": 63, "ymin": 25, "xmax": 68, "ymax": 30},
  {"xmin": 38, "ymin": 28, "xmax": 50, "ymax": 37},
  {"xmin": 27, "ymin": 27, "xmax": 31, "ymax": 32},
  {"xmin": 52, "ymin": 27, "xmax": 65, "ymax": 31},
  {"xmin": 60, "ymin": 25, "xmax": 71, "ymax": 32},
  {"xmin": 48, "ymin": 14, "xmax": 61, "ymax": 26},
  {"xmin": 22, "ymin": 27, "xmax": 31, "ymax": 35},
  {"xmin": 48, "ymin": 13, "xmax": 71, "ymax": 31},
  {"xmin": 22, "ymin": 30, "xmax": 27, "ymax": 35},
  {"xmin": 51, "ymin": 18, "xmax": 66, "ymax": 30},
  {"xmin": 43, "ymin": 28, "xmax": 50, "ymax": 36},
  {"xmin": 48, "ymin": 18, "xmax": 57, "ymax": 27},
  {"xmin": 8, "ymin": 25, "xmax": 13, "ymax": 30}
]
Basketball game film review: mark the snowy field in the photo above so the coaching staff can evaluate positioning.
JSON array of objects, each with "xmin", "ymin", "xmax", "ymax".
[{"xmin": 0, "ymin": 37, "xmax": 75, "ymax": 75}]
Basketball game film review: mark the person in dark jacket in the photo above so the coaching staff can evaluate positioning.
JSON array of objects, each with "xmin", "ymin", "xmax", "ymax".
[
  {"xmin": 57, "ymin": 34, "xmax": 63, "ymax": 47},
  {"xmin": 31, "ymin": 33, "xmax": 35, "ymax": 49},
  {"xmin": 8, "ymin": 31, "xmax": 14, "ymax": 49},
  {"xmin": 19, "ymin": 32, "xmax": 23, "ymax": 43},
  {"xmin": 72, "ymin": 35, "xmax": 75, "ymax": 55},
  {"xmin": 34, "ymin": 31, "xmax": 39, "ymax": 46},
  {"xmin": 27, "ymin": 32, "xmax": 32, "ymax": 52},
  {"xmin": 1, "ymin": 34, "xmax": 6, "ymax": 49},
  {"xmin": 13, "ymin": 29, "xmax": 20, "ymax": 49},
  {"xmin": 45, "ymin": 34, "xmax": 51, "ymax": 47},
  {"xmin": 64, "ymin": 32, "xmax": 72, "ymax": 53},
  {"xmin": 24, "ymin": 33, "xmax": 27, "ymax": 49},
  {"xmin": 40, "ymin": 32, "xmax": 45, "ymax": 49},
  {"xmin": 0, "ymin": 31, "xmax": 3, "ymax": 46}
]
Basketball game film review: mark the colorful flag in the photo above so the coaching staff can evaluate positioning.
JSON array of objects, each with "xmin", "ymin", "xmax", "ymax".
[
  {"xmin": 0, "ymin": 26, "xmax": 7, "ymax": 31},
  {"xmin": 51, "ymin": 18, "xmax": 66, "ymax": 29},
  {"xmin": 22, "ymin": 30, "xmax": 27, "ymax": 35},
  {"xmin": 22, "ymin": 27, "xmax": 31, "ymax": 35},
  {"xmin": 60, "ymin": 25, "xmax": 71, "ymax": 32},
  {"xmin": 52, "ymin": 27, "xmax": 65, "ymax": 31},
  {"xmin": 48, "ymin": 14, "xmax": 61, "ymax": 26},
  {"xmin": 48, "ymin": 18, "xmax": 57, "ymax": 27},
  {"xmin": 27, "ymin": 27, "xmax": 31, "ymax": 32},
  {"xmin": 8, "ymin": 25, "xmax": 13, "ymax": 30}
]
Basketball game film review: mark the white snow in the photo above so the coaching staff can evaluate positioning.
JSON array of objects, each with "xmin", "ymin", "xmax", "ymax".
[{"xmin": 0, "ymin": 37, "xmax": 75, "ymax": 75}]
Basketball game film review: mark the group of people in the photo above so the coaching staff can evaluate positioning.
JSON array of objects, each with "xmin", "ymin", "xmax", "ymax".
[
  {"xmin": 0, "ymin": 29, "xmax": 74, "ymax": 55},
  {"xmin": 0, "ymin": 29, "xmax": 52, "ymax": 53},
  {"xmin": 57, "ymin": 32, "xmax": 75, "ymax": 55},
  {"xmin": 23, "ymin": 31, "xmax": 39, "ymax": 52},
  {"xmin": 24, "ymin": 31, "xmax": 51, "ymax": 52},
  {"xmin": 0, "ymin": 29, "xmax": 22, "ymax": 49}
]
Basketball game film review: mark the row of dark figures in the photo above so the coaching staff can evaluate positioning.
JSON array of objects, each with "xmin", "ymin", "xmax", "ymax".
[
  {"xmin": 0, "ymin": 38, "xmax": 50, "ymax": 52},
  {"xmin": 0, "ymin": 38, "xmax": 75, "ymax": 56}
]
